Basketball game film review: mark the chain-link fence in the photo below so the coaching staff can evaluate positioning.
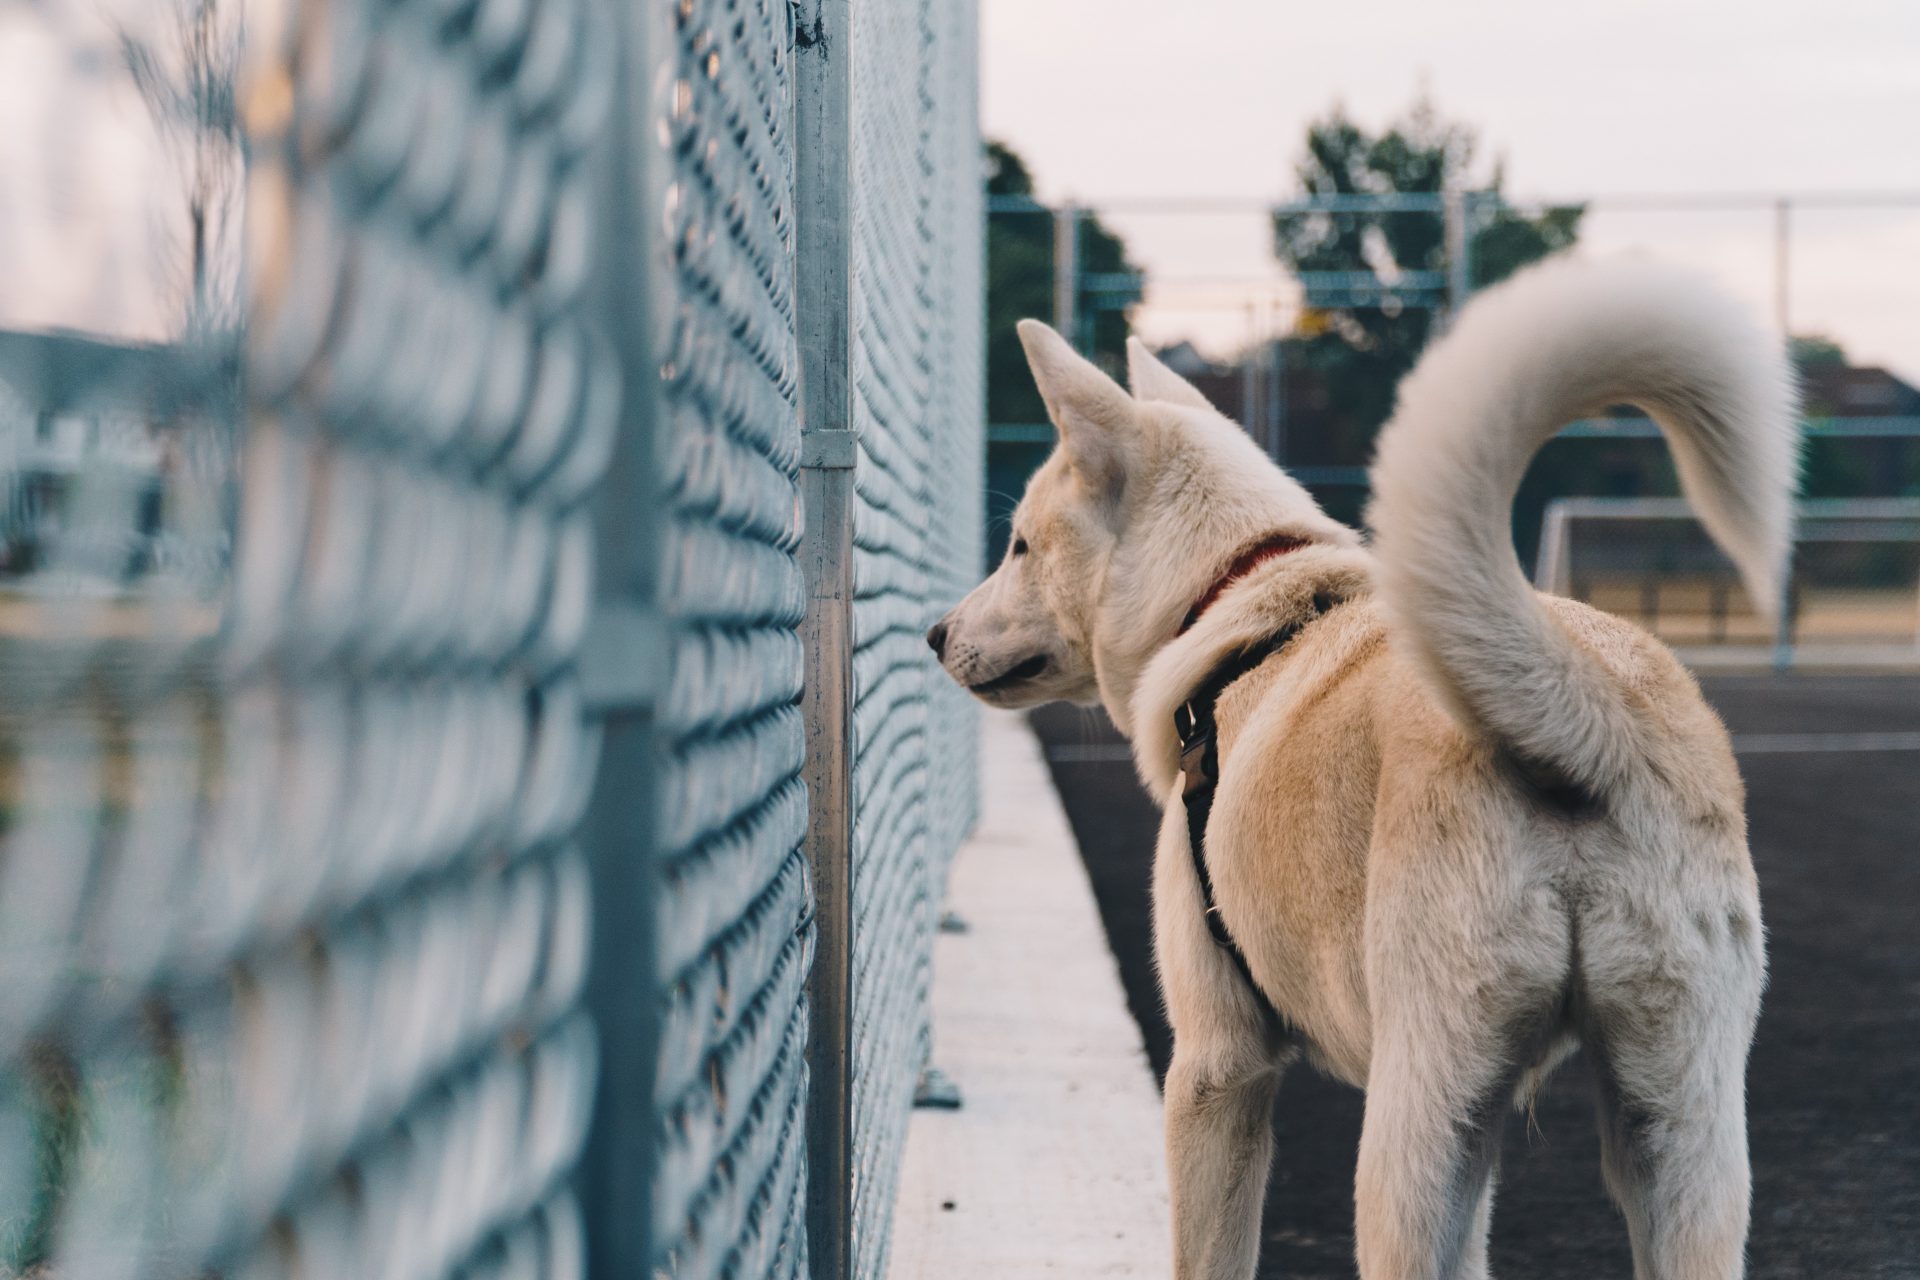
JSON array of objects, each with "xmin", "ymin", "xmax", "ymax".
[
  {"xmin": 844, "ymin": 0, "xmax": 983, "ymax": 1268},
  {"xmin": 0, "ymin": 1, "xmax": 982, "ymax": 1277},
  {"xmin": 620, "ymin": 0, "xmax": 814, "ymax": 1272}
]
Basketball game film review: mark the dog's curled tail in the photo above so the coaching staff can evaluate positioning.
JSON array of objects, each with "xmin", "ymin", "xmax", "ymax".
[{"xmin": 1368, "ymin": 256, "xmax": 1798, "ymax": 794}]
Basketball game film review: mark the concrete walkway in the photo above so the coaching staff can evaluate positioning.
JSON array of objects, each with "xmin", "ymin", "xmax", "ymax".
[{"xmin": 888, "ymin": 710, "xmax": 1170, "ymax": 1279}]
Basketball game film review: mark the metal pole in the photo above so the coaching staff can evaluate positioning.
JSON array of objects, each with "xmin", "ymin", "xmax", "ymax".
[
  {"xmin": 1774, "ymin": 198, "xmax": 1791, "ymax": 337},
  {"xmin": 1053, "ymin": 204, "xmax": 1081, "ymax": 349},
  {"xmin": 1241, "ymin": 300, "xmax": 1259, "ymax": 433},
  {"xmin": 1772, "ymin": 572, "xmax": 1797, "ymax": 671},
  {"xmin": 1460, "ymin": 193, "xmax": 1476, "ymax": 305},
  {"xmin": 1771, "ymin": 198, "xmax": 1794, "ymax": 669},
  {"xmin": 1444, "ymin": 189, "xmax": 1471, "ymax": 324},
  {"xmin": 1267, "ymin": 294, "xmax": 1285, "ymax": 463},
  {"xmin": 1533, "ymin": 500, "xmax": 1571, "ymax": 594},
  {"xmin": 793, "ymin": 1, "xmax": 856, "ymax": 1274},
  {"xmin": 577, "ymin": 0, "xmax": 668, "ymax": 1273}
]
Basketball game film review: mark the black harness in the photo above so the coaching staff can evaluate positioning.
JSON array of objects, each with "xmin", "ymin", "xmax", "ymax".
[{"xmin": 1172, "ymin": 594, "xmax": 1335, "ymax": 1022}]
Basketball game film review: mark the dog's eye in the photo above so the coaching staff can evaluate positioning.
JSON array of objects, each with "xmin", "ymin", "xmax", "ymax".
[{"xmin": 1011, "ymin": 537, "xmax": 1029, "ymax": 557}]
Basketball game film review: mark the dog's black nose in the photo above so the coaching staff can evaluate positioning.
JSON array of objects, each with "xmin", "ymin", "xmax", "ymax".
[{"xmin": 925, "ymin": 621, "xmax": 949, "ymax": 659}]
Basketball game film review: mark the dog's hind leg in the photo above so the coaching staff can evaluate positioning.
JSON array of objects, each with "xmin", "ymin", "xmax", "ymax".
[
  {"xmin": 1580, "ymin": 891, "xmax": 1764, "ymax": 1280},
  {"xmin": 1355, "ymin": 842, "xmax": 1569, "ymax": 1280},
  {"xmin": 1457, "ymin": 1171, "xmax": 1496, "ymax": 1280},
  {"xmin": 1352, "ymin": 1029, "xmax": 1508, "ymax": 1280}
]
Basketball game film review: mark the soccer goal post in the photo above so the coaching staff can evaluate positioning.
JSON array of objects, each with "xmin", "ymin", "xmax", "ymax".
[{"xmin": 1533, "ymin": 496, "xmax": 1920, "ymax": 669}]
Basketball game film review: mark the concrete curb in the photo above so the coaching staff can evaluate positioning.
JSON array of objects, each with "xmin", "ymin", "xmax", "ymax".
[{"xmin": 887, "ymin": 710, "xmax": 1170, "ymax": 1278}]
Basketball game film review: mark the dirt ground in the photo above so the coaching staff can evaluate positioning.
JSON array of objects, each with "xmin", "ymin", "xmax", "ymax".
[{"xmin": 1030, "ymin": 673, "xmax": 1920, "ymax": 1278}]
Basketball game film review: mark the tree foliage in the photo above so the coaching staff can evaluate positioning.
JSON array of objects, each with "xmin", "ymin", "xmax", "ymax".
[
  {"xmin": 982, "ymin": 141, "xmax": 1144, "ymax": 560},
  {"xmin": 118, "ymin": 0, "xmax": 243, "ymax": 337},
  {"xmin": 1272, "ymin": 98, "xmax": 1583, "ymax": 466},
  {"xmin": 1789, "ymin": 334, "xmax": 1847, "ymax": 368},
  {"xmin": 986, "ymin": 141, "xmax": 1137, "ymax": 425}
]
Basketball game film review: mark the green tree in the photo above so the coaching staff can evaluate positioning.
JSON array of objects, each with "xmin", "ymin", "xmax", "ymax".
[
  {"xmin": 986, "ymin": 141, "xmax": 1138, "ymax": 425},
  {"xmin": 1790, "ymin": 334, "xmax": 1900, "ymax": 498},
  {"xmin": 984, "ymin": 141, "xmax": 1140, "ymax": 559},
  {"xmin": 1272, "ymin": 97, "xmax": 1582, "ymax": 467},
  {"xmin": 1789, "ymin": 334, "xmax": 1847, "ymax": 368}
]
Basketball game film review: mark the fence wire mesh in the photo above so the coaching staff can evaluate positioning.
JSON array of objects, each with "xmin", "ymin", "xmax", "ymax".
[
  {"xmin": 0, "ymin": 0, "xmax": 618, "ymax": 1276},
  {"xmin": 843, "ymin": 0, "xmax": 982, "ymax": 1275},
  {"xmin": 641, "ymin": 0, "xmax": 814, "ymax": 1275},
  {"xmin": 1, "ymin": 0, "xmax": 980, "ymax": 1276},
  {"xmin": 921, "ymin": 0, "xmax": 987, "ymax": 887}
]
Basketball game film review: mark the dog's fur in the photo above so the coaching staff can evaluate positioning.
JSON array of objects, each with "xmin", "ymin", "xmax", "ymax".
[{"xmin": 931, "ymin": 256, "xmax": 1795, "ymax": 1279}]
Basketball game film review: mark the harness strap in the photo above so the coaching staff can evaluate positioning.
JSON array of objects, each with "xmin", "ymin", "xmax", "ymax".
[{"xmin": 1174, "ymin": 593, "xmax": 1336, "ymax": 1023}]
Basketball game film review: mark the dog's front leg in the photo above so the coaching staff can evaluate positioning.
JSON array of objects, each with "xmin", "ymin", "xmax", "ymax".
[
  {"xmin": 1165, "ymin": 1034, "xmax": 1291, "ymax": 1280},
  {"xmin": 1154, "ymin": 803, "xmax": 1294, "ymax": 1278}
]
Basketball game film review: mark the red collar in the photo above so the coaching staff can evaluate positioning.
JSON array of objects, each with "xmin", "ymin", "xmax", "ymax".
[{"xmin": 1179, "ymin": 534, "xmax": 1311, "ymax": 634}]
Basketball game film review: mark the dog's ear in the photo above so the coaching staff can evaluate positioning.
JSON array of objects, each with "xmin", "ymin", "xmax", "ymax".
[
  {"xmin": 1018, "ymin": 319, "xmax": 1134, "ymax": 503},
  {"xmin": 1126, "ymin": 336, "xmax": 1214, "ymax": 412}
]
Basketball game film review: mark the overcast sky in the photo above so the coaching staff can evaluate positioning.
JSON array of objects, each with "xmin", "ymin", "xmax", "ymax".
[{"xmin": 981, "ymin": 0, "xmax": 1920, "ymax": 380}]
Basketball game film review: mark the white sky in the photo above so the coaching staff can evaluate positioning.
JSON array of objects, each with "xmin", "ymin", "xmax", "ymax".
[
  {"xmin": 0, "ymin": 9, "xmax": 182, "ymax": 342},
  {"xmin": 982, "ymin": 0, "xmax": 1920, "ymax": 381},
  {"xmin": 0, "ymin": 3, "xmax": 241, "ymax": 345}
]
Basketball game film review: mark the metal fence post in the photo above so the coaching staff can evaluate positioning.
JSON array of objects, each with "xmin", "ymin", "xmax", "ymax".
[
  {"xmin": 1268, "ymin": 305, "xmax": 1287, "ymax": 462},
  {"xmin": 576, "ymin": 0, "xmax": 668, "ymax": 1272},
  {"xmin": 794, "ymin": 0, "xmax": 857, "ymax": 1273},
  {"xmin": 1054, "ymin": 204, "xmax": 1082, "ymax": 349},
  {"xmin": 1241, "ymin": 299, "xmax": 1261, "ymax": 436},
  {"xmin": 1774, "ymin": 197, "xmax": 1792, "ymax": 337},
  {"xmin": 1444, "ymin": 188, "xmax": 1473, "ymax": 322}
]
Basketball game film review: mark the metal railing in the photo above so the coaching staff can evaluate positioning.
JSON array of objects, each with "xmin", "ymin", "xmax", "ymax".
[{"xmin": 986, "ymin": 189, "xmax": 1920, "ymax": 474}]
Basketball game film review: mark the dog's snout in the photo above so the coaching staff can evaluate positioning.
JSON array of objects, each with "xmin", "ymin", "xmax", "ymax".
[{"xmin": 925, "ymin": 620, "xmax": 950, "ymax": 660}]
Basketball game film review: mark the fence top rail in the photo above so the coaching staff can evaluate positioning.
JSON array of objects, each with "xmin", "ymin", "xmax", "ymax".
[
  {"xmin": 986, "ymin": 189, "xmax": 1920, "ymax": 217},
  {"xmin": 1560, "ymin": 416, "xmax": 1920, "ymax": 439},
  {"xmin": 1541, "ymin": 496, "xmax": 1920, "ymax": 521},
  {"xmin": 990, "ymin": 420, "xmax": 1920, "ymax": 448}
]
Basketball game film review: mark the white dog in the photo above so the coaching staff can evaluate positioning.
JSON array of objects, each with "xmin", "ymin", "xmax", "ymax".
[{"xmin": 928, "ymin": 256, "xmax": 1795, "ymax": 1280}]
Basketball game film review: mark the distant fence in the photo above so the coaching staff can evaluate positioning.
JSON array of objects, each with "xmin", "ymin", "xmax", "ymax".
[
  {"xmin": 0, "ymin": 3, "xmax": 981, "ymax": 1280},
  {"xmin": 1535, "ymin": 497, "xmax": 1920, "ymax": 669},
  {"xmin": 984, "ymin": 188, "xmax": 1920, "ymax": 540}
]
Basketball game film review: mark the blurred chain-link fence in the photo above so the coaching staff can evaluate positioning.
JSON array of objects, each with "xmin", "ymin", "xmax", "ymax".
[{"xmin": 0, "ymin": 0, "xmax": 982, "ymax": 1276}]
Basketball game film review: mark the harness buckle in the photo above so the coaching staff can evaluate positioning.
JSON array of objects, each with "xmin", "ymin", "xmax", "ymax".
[
  {"xmin": 1180, "ymin": 737, "xmax": 1210, "ymax": 795},
  {"xmin": 1177, "ymin": 698, "xmax": 1213, "ymax": 796}
]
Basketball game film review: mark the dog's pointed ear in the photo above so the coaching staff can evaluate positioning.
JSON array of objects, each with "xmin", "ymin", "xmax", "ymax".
[
  {"xmin": 1018, "ymin": 319, "xmax": 1134, "ymax": 501},
  {"xmin": 1126, "ymin": 336, "xmax": 1214, "ymax": 412}
]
